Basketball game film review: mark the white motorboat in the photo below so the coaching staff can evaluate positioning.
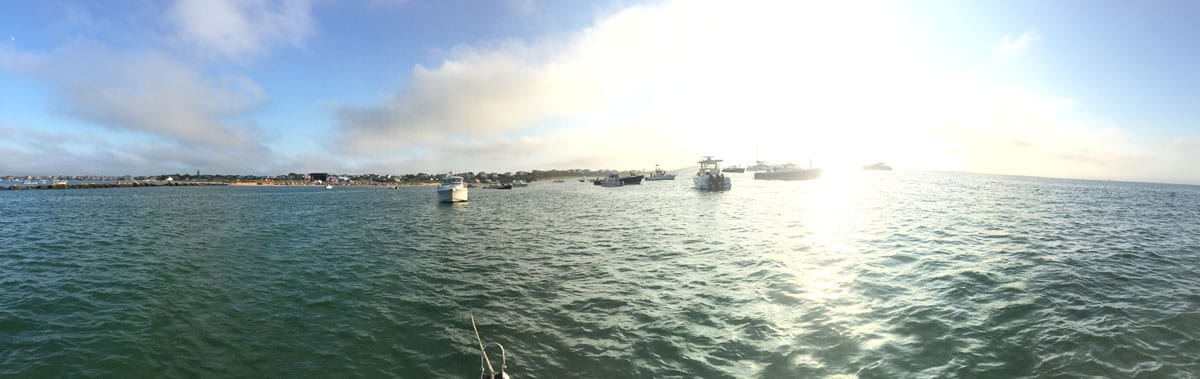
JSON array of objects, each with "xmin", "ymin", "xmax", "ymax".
[
  {"xmin": 437, "ymin": 175, "xmax": 469, "ymax": 203},
  {"xmin": 511, "ymin": 180, "xmax": 528, "ymax": 187},
  {"xmin": 747, "ymin": 160, "xmax": 771, "ymax": 172},
  {"xmin": 645, "ymin": 165, "xmax": 675, "ymax": 181},
  {"xmin": 693, "ymin": 156, "xmax": 732, "ymax": 191}
]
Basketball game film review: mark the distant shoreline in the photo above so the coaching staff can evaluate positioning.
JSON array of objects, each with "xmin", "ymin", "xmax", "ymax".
[{"xmin": 0, "ymin": 181, "xmax": 439, "ymax": 191}]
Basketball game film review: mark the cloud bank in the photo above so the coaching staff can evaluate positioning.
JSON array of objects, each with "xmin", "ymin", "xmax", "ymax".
[
  {"xmin": 327, "ymin": 1, "xmax": 1196, "ymax": 183},
  {"xmin": 168, "ymin": 0, "xmax": 315, "ymax": 62},
  {"xmin": 2, "ymin": 0, "xmax": 1196, "ymax": 183},
  {"xmin": 0, "ymin": 0, "xmax": 316, "ymax": 174}
]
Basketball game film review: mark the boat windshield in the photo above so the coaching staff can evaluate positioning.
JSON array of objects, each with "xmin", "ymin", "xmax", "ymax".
[
  {"xmin": 441, "ymin": 177, "xmax": 463, "ymax": 184},
  {"xmin": 697, "ymin": 156, "xmax": 722, "ymax": 172}
]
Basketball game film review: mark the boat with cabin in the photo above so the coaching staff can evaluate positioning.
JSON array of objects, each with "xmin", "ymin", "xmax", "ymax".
[
  {"xmin": 437, "ymin": 175, "xmax": 469, "ymax": 202},
  {"xmin": 862, "ymin": 162, "xmax": 893, "ymax": 171},
  {"xmin": 754, "ymin": 161, "xmax": 822, "ymax": 180},
  {"xmin": 601, "ymin": 173, "xmax": 624, "ymax": 187},
  {"xmin": 693, "ymin": 156, "xmax": 732, "ymax": 191},
  {"xmin": 645, "ymin": 165, "xmax": 675, "ymax": 181},
  {"xmin": 592, "ymin": 173, "xmax": 643, "ymax": 185},
  {"xmin": 747, "ymin": 160, "xmax": 771, "ymax": 172}
]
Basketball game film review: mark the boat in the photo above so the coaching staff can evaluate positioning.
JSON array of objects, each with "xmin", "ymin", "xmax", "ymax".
[
  {"xmin": 693, "ymin": 156, "xmax": 732, "ymax": 191},
  {"xmin": 645, "ymin": 165, "xmax": 675, "ymax": 181},
  {"xmin": 721, "ymin": 165, "xmax": 745, "ymax": 173},
  {"xmin": 510, "ymin": 180, "xmax": 528, "ymax": 187},
  {"xmin": 747, "ymin": 160, "xmax": 771, "ymax": 172},
  {"xmin": 325, "ymin": 185, "xmax": 333, "ymax": 189},
  {"xmin": 592, "ymin": 174, "xmax": 642, "ymax": 185},
  {"xmin": 601, "ymin": 173, "xmax": 624, "ymax": 187},
  {"xmin": 754, "ymin": 162, "xmax": 822, "ymax": 180},
  {"xmin": 437, "ymin": 175, "xmax": 469, "ymax": 202},
  {"xmin": 495, "ymin": 183, "xmax": 512, "ymax": 190},
  {"xmin": 863, "ymin": 162, "xmax": 893, "ymax": 171}
]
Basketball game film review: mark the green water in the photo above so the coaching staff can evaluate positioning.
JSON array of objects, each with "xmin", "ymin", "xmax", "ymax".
[{"xmin": 3, "ymin": 171, "xmax": 1199, "ymax": 377}]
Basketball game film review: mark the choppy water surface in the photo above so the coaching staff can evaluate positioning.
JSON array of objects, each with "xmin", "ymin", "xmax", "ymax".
[{"xmin": 3, "ymin": 171, "xmax": 1199, "ymax": 377}]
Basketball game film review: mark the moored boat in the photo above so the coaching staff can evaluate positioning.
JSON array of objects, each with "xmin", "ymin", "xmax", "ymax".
[
  {"xmin": 593, "ymin": 174, "xmax": 643, "ymax": 185},
  {"xmin": 754, "ymin": 162, "xmax": 822, "ymax": 180},
  {"xmin": 747, "ymin": 160, "xmax": 771, "ymax": 172},
  {"xmin": 721, "ymin": 165, "xmax": 745, "ymax": 173},
  {"xmin": 863, "ymin": 162, "xmax": 893, "ymax": 171},
  {"xmin": 645, "ymin": 165, "xmax": 675, "ymax": 181},
  {"xmin": 693, "ymin": 156, "xmax": 732, "ymax": 191},
  {"xmin": 601, "ymin": 173, "xmax": 624, "ymax": 187},
  {"xmin": 437, "ymin": 175, "xmax": 469, "ymax": 202}
]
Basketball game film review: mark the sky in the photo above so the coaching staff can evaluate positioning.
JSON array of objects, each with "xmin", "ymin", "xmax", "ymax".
[{"xmin": 1, "ymin": 0, "xmax": 1199, "ymax": 184}]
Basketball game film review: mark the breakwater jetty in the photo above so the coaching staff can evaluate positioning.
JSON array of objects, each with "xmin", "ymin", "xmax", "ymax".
[{"xmin": 1, "ymin": 182, "xmax": 228, "ymax": 191}]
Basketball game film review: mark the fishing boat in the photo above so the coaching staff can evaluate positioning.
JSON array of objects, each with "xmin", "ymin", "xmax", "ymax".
[
  {"xmin": 721, "ymin": 165, "xmax": 745, "ymax": 173},
  {"xmin": 862, "ymin": 162, "xmax": 893, "ymax": 171},
  {"xmin": 619, "ymin": 174, "xmax": 644, "ymax": 185},
  {"xmin": 747, "ymin": 160, "xmax": 771, "ymax": 172},
  {"xmin": 592, "ymin": 174, "xmax": 642, "ymax": 185},
  {"xmin": 693, "ymin": 156, "xmax": 732, "ymax": 191},
  {"xmin": 645, "ymin": 165, "xmax": 675, "ymax": 181},
  {"xmin": 436, "ymin": 175, "xmax": 468, "ymax": 202},
  {"xmin": 754, "ymin": 162, "xmax": 822, "ymax": 180},
  {"xmin": 601, "ymin": 173, "xmax": 624, "ymax": 187}
]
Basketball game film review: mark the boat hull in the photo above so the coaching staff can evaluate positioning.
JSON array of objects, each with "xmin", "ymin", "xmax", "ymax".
[
  {"xmin": 692, "ymin": 175, "xmax": 731, "ymax": 191},
  {"xmin": 754, "ymin": 169, "xmax": 822, "ymax": 180},
  {"xmin": 619, "ymin": 175, "xmax": 644, "ymax": 185},
  {"xmin": 645, "ymin": 174, "xmax": 675, "ymax": 181},
  {"xmin": 437, "ymin": 187, "xmax": 468, "ymax": 202}
]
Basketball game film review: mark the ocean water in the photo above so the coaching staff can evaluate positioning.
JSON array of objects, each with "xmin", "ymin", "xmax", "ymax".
[{"xmin": 2, "ymin": 171, "xmax": 1199, "ymax": 378}]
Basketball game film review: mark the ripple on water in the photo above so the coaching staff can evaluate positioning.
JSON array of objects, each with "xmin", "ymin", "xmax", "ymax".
[{"xmin": 3, "ymin": 175, "xmax": 1200, "ymax": 377}]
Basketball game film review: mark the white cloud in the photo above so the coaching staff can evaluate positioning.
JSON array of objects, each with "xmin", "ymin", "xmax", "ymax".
[
  {"xmin": 0, "ymin": 121, "xmax": 284, "ymax": 176},
  {"xmin": 333, "ymin": 0, "xmax": 934, "ymax": 172},
  {"xmin": 0, "ymin": 40, "xmax": 285, "ymax": 174},
  {"xmin": 329, "ymin": 0, "xmax": 1191, "ymax": 182},
  {"xmin": 994, "ymin": 29, "xmax": 1042, "ymax": 59},
  {"xmin": 39, "ymin": 42, "xmax": 268, "ymax": 149},
  {"xmin": 167, "ymin": 0, "xmax": 314, "ymax": 62}
]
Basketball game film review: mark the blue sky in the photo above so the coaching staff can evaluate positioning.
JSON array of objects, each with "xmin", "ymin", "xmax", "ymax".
[{"xmin": 1, "ymin": 0, "xmax": 1198, "ymax": 184}]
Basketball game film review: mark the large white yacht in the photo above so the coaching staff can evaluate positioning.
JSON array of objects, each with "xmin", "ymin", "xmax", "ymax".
[
  {"xmin": 693, "ymin": 156, "xmax": 732, "ymax": 191},
  {"xmin": 437, "ymin": 175, "xmax": 468, "ymax": 203}
]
